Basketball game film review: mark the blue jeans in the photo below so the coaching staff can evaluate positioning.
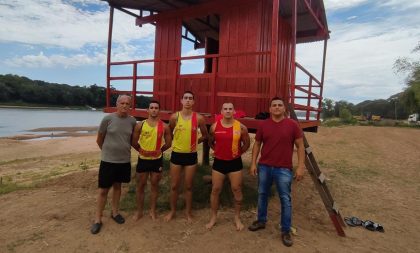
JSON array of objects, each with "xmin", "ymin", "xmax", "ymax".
[{"xmin": 257, "ymin": 164, "xmax": 293, "ymax": 232}]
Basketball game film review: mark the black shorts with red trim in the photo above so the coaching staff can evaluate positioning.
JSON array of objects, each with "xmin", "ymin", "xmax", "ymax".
[
  {"xmin": 136, "ymin": 157, "xmax": 163, "ymax": 173},
  {"xmin": 170, "ymin": 151, "xmax": 198, "ymax": 166}
]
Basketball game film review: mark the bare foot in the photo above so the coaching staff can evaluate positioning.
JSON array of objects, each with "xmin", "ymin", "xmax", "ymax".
[
  {"xmin": 133, "ymin": 211, "xmax": 143, "ymax": 221},
  {"xmin": 149, "ymin": 211, "xmax": 157, "ymax": 221},
  {"xmin": 205, "ymin": 216, "xmax": 217, "ymax": 230},
  {"xmin": 235, "ymin": 216, "xmax": 244, "ymax": 231},
  {"xmin": 164, "ymin": 211, "xmax": 175, "ymax": 222},
  {"xmin": 186, "ymin": 212, "xmax": 194, "ymax": 224}
]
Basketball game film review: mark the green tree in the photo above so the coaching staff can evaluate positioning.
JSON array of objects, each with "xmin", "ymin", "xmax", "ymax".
[
  {"xmin": 321, "ymin": 98, "xmax": 335, "ymax": 119},
  {"xmin": 394, "ymin": 42, "xmax": 420, "ymax": 114},
  {"xmin": 339, "ymin": 107, "xmax": 353, "ymax": 124},
  {"xmin": 334, "ymin": 100, "xmax": 354, "ymax": 117}
]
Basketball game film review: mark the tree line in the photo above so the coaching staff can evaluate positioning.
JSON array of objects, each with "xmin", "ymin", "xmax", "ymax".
[
  {"xmin": 0, "ymin": 74, "xmax": 150, "ymax": 109},
  {"xmin": 323, "ymin": 43, "xmax": 420, "ymax": 121}
]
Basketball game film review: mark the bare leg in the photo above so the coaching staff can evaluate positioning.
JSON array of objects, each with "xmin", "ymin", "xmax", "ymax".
[
  {"xmin": 95, "ymin": 188, "xmax": 110, "ymax": 223},
  {"xmin": 184, "ymin": 164, "xmax": 197, "ymax": 223},
  {"xmin": 111, "ymin": 182, "xmax": 122, "ymax": 217},
  {"xmin": 149, "ymin": 171, "xmax": 162, "ymax": 220},
  {"xmin": 206, "ymin": 170, "xmax": 225, "ymax": 229},
  {"xmin": 134, "ymin": 173, "xmax": 148, "ymax": 221},
  {"xmin": 228, "ymin": 170, "xmax": 244, "ymax": 231},
  {"xmin": 164, "ymin": 163, "xmax": 182, "ymax": 222}
]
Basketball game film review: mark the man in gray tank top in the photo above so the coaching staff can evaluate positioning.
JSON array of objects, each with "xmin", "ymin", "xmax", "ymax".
[{"xmin": 90, "ymin": 95, "xmax": 136, "ymax": 234}]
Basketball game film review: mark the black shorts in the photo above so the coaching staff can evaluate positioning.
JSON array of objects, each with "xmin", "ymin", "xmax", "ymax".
[
  {"xmin": 212, "ymin": 157, "xmax": 243, "ymax": 175},
  {"xmin": 170, "ymin": 151, "xmax": 198, "ymax": 166},
  {"xmin": 136, "ymin": 157, "xmax": 163, "ymax": 173},
  {"xmin": 98, "ymin": 161, "xmax": 131, "ymax": 188}
]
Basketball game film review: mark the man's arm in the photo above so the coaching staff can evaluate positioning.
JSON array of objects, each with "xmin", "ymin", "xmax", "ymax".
[
  {"xmin": 161, "ymin": 124, "xmax": 172, "ymax": 152},
  {"xmin": 207, "ymin": 123, "xmax": 216, "ymax": 150},
  {"xmin": 96, "ymin": 132, "xmax": 106, "ymax": 150},
  {"xmin": 168, "ymin": 113, "xmax": 177, "ymax": 139},
  {"xmin": 294, "ymin": 137, "xmax": 305, "ymax": 181},
  {"xmin": 249, "ymin": 140, "xmax": 261, "ymax": 176},
  {"xmin": 197, "ymin": 114, "xmax": 208, "ymax": 144},
  {"xmin": 131, "ymin": 122, "xmax": 142, "ymax": 152},
  {"xmin": 240, "ymin": 124, "xmax": 250, "ymax": 154}
]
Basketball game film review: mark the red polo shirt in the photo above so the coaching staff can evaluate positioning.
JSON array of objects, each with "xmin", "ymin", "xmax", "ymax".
[{"xmin": 255, "ymin": 118, "xmax": 302, "ymax": 169}]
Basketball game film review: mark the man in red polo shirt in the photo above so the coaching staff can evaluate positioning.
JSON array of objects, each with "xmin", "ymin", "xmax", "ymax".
[{"xmin": 248, "ymin": 97, "xmax": 305, "ymax": 247}]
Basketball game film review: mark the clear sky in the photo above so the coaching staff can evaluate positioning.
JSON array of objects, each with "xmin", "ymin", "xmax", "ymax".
[{"xmin": 0, "ymin": 0, "xmax": 419, "ymax": 103}]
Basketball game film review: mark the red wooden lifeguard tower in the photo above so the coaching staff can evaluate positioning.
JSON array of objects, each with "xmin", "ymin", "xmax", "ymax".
[
  {"xmin": 102, "ymin": 0, "xmax": 329, "ymax": 132},
  {"xmin": 102, "ymin": 0, "xmax": 346, "ymax": 237}
]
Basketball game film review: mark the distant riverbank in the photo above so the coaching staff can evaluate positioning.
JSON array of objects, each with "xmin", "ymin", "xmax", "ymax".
[{"xmin": 0, "ymin": 107, "xmax": 105, "ymax": 138}]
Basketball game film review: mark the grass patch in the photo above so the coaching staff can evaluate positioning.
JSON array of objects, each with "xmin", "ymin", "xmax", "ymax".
[
  {"xmin": 0, "ymin": 182, "xmax": 34, "ymax": 195},
  {"xmin": 0, "ymin": 157, "xmax": 100, "ymax": 195},
  {"xmin": 120, "ymin": 158, "xmax": 258, "ymax": 212},
  {"xmin": 0, "ymin": 157, "xmax": 41, "ymax": 166},
  {"xmin": 329, "ymin": 159, "xmax": 380, "ymax": 181}
]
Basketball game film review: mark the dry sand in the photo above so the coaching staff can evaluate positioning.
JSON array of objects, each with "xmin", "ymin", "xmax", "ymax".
[{"xmin": 0, "ymin": 126, "xmax": 419, "ymax": 252}]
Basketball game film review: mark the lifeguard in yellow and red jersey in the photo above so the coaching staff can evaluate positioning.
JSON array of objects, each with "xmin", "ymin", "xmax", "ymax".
[
  {"xmin": 131, "ymin": 100, "xmax": 172, "ymax": 221},
  {"xmin": 213, "ymin": 119, "xmax": 242, "ymax": 160},
  {"xmin": 138, "ymin": 120, "xmax": 165, "ymax": 160},
  {"xmin": 165, "ymin": 91, "xmax": 208, "ymax": 223},
  {"xmin": 206, "ymin": 102, "xmax": 250, "ymax": 232},
  {"xmin": 172, "ymin": 111, "xmax": 198, "ymax": 153}
]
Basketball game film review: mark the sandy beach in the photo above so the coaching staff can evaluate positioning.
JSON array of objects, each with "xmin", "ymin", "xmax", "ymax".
[
  {"xmin": 0, "ymin": 126, "xmax": 419, "ymax": 252},
  {"xmin": 0, "ymin": 126, "xmax": 98, "ymax": 140}
]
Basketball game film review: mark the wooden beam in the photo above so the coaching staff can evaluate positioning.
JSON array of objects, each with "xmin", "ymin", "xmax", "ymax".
[
  {"xmin": 136, "ymin": 0, "xmax": 257, "ymax": 25},
  {"xmin": 302, "ymin": 0, "xmax": 328, "ymax": 36}
]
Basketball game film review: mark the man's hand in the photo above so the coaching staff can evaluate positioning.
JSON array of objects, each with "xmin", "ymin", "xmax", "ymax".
[
  {"xmin": 249, "ymin": 164, "xmax": 258, "ymax": 176},
  {"xmin": 140, "ymin": 149, "xmax": 161, "ymax": 157},
  {"xmin": 294, "ymin": 166, "xmax": 305, "ymax": 181}
]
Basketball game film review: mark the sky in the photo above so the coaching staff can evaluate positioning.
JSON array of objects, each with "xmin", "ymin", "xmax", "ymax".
[{"xmin": 0, "ymin": 0, "xmax": 419, "ymax": 104}]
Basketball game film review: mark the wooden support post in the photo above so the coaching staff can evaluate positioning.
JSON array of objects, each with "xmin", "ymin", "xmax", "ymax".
[
  {"xmin": 132, "ymin": 63, "xmax": 137, "ymax": 111},
  {"xmin": 106, "ymin": 7, "xmax": 114, "ymax": 108},
  {"xmin": 289, "ymin": 104, "xmax": 346, "ymax": 237},
  {"xmin": 270, "ymin": 0, "xmax": 280, "ymax": 97}
]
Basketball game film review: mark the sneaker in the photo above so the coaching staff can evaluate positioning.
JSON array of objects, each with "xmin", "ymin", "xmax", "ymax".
[
  {"xmin": 111, "ymin": 214, "xmax": 125, "ymax": 224},
  {"xmin": 248, "ymin": 220, "xmax": 266, "ymax": 231},
  {"xmin": 90, "ymin": 222, "xmax": 102, "ymax": 234},
  {"xmin": 281, "ymin": 232, "xmax": 293, "ymax": 247}
]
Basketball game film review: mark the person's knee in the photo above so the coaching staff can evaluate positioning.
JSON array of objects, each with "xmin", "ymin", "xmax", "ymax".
[
  {"xmin": 211, "ymin": 186, "xmax": 222, "ymax": 195},
  {"xmin": 279, "ymin": 194, "xmax": 291, "ymax": 205},
  {"xmin": 258, "ymin": 185, "xmax": 269, "ymax": 195},
  {"xmin": 232, "ymin": 187, "xmax": 243, "ymax": 201},
  {"xmin": 137, "ymin": 182, "xmax": 146, "ymax": 192},
  {"xmin": 150, "ymin": 182, "xmax": 159, "ymax": 192},
  {"xmin": 185, "ymin": 184, "xmax": 193, "ymax": 192},
  {"xmin": 232, "ymin": 186, "xmax": 242, "ymax": 194},
  {"xmin": 112, "ymin": 183, "xmax": 122, "ymax": 190},
  {"xmin": 99, "ymin": 188, "xmax": 109, "ymax": 197},
  {"xmin": 170, "ymin": 183, "xmax": 179, "ymax": 192}
]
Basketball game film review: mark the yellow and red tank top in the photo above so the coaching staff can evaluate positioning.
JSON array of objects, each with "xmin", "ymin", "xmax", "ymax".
[
  {"xmin": 138, "ymin": 120, "xmax": 164, "ymax": 160},
  {"xmin": 214, "ymin": 120, "xmax": 242, "ymax": 160},
  {"xmin": 172, "ymin": 112, "xmax": 198, "ymax": 153}
]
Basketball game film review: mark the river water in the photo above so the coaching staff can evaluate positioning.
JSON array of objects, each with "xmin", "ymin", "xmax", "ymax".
[{"xmin": 0, "ymin": 108, "xmax": 106, "ymax": 137}]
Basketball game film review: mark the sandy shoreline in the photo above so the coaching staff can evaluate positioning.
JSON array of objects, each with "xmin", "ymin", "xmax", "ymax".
[{"xmin": 0, "ymin": 126, "xmax": 98, "ymax": 140}]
